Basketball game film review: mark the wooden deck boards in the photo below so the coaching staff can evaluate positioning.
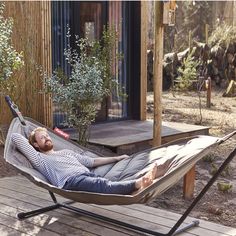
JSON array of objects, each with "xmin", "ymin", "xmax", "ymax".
[
  {"xmin": 0, "ymin": 176, "xmax": 235, "ymax": 236},
  {"xmin": 87, "ymin": 120, "xmax": 210, "ymax": 154}
]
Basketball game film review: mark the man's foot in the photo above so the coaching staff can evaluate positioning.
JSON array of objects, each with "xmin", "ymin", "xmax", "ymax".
[
  {"xmin": 132, "ymin": 160, "xmax": 173, "ymax": 195},
  {"xmin": 142, "ymin": 163, "xmax": 158, "ymax": 184},
  {"xmin": 133, "ymin": 164, "xmax": 158, "ymax": 194},
  {"xmin": 155, "ymin": 159, "xmax": 172, "ymax": 178}
]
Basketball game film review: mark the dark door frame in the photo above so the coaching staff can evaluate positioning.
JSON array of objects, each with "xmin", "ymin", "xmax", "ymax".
[{"xmin": 52, "ymin": 1, "xmax": 141, "ymax": 124}]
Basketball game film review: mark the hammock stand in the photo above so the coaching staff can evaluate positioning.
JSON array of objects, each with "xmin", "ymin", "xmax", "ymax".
[{"xmin": 4, "ymin": 96, "xmax": 236, "ymax": 236}]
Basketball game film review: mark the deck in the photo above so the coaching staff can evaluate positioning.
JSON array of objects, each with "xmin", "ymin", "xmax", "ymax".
[
  {"xmin": 88, "ymin": 120, "xmax": 210, "ymax": 154},
  {"xmin": 0, "ymin": 176, "xmax": 235, "ymax": 236}
]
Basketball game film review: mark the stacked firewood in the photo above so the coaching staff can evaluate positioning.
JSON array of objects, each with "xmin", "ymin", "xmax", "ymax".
[{"xmin": 147, "ymin": 41, "xmax": 236, "ymax": 92}]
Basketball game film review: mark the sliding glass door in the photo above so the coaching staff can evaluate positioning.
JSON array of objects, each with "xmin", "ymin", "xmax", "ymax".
[{"xmin": 51, "ymin": 1, "xmax": 129, "ymax": 126}]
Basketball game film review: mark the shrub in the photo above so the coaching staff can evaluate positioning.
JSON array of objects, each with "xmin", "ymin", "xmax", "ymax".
[
  {"xmin": 0, "ymin": 2, "xmax": 24, "ymax": 145},
  {"xmin": 44, "ymin": 26, "xmax": 123, "ymax": 145},
  {"xmin": 0, "ymin": 2, "xmax": 23, "ymax": 84},
  {"xmin": 208, "ymin": 23, "xmax": 236, "ymax": 48},
  {"xmin": 175, "ymin": 49, "xmax": 199, "ymax": 90}
]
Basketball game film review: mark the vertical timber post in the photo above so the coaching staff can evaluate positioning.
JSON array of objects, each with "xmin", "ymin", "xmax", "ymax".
[
  {"xmin": 206, "ymin": 77, "xmax": 212, "ymax": 108},
  {"xmin": 205, "ymin": 24, "xmax": 209, "ymax": 44},
  {"xmin": 153, "ymin": 1, "xmax": 164, "ymax": 147},
  {"xmin": 140, "ymin": 1, "xmax": 147, "ymax": 121},
  {"xmin": 40, "ymin": 1, "xmax": 53, "ymax": 128}
]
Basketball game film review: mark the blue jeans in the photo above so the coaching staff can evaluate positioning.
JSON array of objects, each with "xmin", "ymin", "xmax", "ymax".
[{"xmin": 63, "ymin": 172, "xmax": 136, "ymax": 194}]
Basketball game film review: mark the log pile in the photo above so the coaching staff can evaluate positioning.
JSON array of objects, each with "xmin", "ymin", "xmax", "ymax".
[
  {"xmin": 147, "ymin": 41, "xmax": 236, "ymax": 92},
  {"xmin": 223, "ymin": 80, "xmax": 236, "ymax": 97}
]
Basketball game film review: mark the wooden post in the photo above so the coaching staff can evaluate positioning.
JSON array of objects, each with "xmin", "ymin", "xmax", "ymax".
[
  {"xmin": 206, "ymin": 77, "xmax": 211, "ymax": 108},
  {"xmin": 153, "ymin": 1, "xmax": 164, "ymax": 147},
  {"xmin": 40, "ymin": 1, "xmax": 53, "ymax": 127},
  {"xmin": 183, "ymin": 165, "xmax": 196, "ymax": 199},
  {"xmin": 233, "ymin": 1, "xmax": 236, "ymax": 27},
  {"xmin": 140, "ymin": 1, "xmax": 148, "ymax": 121},
  {"xmin": 205, "ymin": 24, "xmax": 209, "ymax": 44},
  {"xmin": 188, "ymin": 30, "xmax": 192, "ymax": 51}
]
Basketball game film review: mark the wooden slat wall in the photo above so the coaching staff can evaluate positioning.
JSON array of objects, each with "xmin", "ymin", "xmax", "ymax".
[
  {"xmin": 1, "ymin": 1, "xmax": 52, "ymax": 128},
  {"xmin": 40, "ymin": 1, "xmax": 53, "ymax": 127}
]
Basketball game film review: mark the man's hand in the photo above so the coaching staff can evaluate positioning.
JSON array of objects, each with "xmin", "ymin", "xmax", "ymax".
[
  {"xmin": 93, "ymin": 154, "xmax": 129, "ymax": 167},
  {"xmin": 114, "ymin": 154, "xmax": 129, "ymax": 162}
]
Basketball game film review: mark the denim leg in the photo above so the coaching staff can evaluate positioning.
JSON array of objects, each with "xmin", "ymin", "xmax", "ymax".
[{"xmin": 63, "ymin": 173, "xmax": 136, "ymax": 195}]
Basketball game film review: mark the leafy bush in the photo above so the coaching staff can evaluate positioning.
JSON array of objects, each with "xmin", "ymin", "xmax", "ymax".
[
  {"xmin": 175, "ymin": 49, "xmax": 199, "ymax": 90},
  {"xmin": 44, "ymin": 26, "xmax": 123, "ymax": 145},
  {"xmin": 208, "ymin": 23, "xmax": 236, "ymax": 48},
  {"xmin": 0, "ymin": 2, "xmax": 23, "ymax": 84},
  {"xmin": 92, "ymin": 25, "xmax": 123, "ymax": 94},
  {"xmin": 0, "ymin": 2, "xmax": 24, "ymax": 145},
  {"xmin": 174, "ymin": 49, "xmax": 205, "ymax": 124}
]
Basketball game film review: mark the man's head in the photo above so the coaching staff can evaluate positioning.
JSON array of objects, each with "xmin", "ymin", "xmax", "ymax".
[{"xmin": 29, "ymin": 127, "xmax": 54, "ymax": 152}]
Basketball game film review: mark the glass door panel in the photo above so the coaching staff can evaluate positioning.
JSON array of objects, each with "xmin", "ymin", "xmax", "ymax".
[
  {"xmin": 108, "ymin": 1, "xmax": 128, "ymax": 120},
  {"xmin": 52, "ymin": 1, "xmax": 128, "ymax": 126}
]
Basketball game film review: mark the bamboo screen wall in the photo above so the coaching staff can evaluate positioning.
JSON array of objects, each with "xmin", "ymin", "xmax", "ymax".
[{"xmin": 1, "ymin": 1, "xmax": 52, "ymax": 127}]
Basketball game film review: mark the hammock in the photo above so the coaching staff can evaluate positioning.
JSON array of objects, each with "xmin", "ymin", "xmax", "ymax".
[{"xmin": 4, "ymin": 96, "xmax": 236, "ymax": 236}]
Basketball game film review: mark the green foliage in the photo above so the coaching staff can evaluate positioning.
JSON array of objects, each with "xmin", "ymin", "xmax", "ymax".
[
  {"xmin": 44, "ymin": 26, "xmax": 123, "ymax": 145},
  {"xmin": 203, "ymin": 154, "xmax": 215, "ymax": 163},
  {"xmin": 208, "ymin": 23, "xmax": 236, "ymax": 48},
  {"xmin": 0, "ymin": 2, "xmax": 24, "ymax": 85},
  {"xmin": 211, "ymin": 163, "xmax": 232, "ymax": 177},
  {"xmin": 171, "ymin": 1, "xmax": 212, "ymax": 52},
  {"xmin": 210, "ymin": 163, "xmax": 218, "ymax": 176},
  {"xmin": 220, "ymin": 165, "xmax": 232, "ymax": 177},
  {"xmin": 173, "ymin": 48, "xmax": 204, "ymax": 124},
  {"xmin": 175, "ymin": 50, "xmax": 199, "ymax": 90},
  {"xmin": 217, "ymin": 181, "xmax": 233, "ymax": 193},
  {"xmin": 92, "ymin": 24, "xmax": 124, "ymax": 95},
  {"xmin": 0, "ymin": 2, "xmax": 24, "ymax": 145}
]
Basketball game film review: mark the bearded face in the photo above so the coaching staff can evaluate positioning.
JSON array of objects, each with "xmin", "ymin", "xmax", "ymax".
[{"xmin": 33, "ymin": 130, "xmax": 54, "ymax": 152}]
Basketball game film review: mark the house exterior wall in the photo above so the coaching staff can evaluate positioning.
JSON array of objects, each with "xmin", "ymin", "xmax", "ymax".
[
  {"xmin": 51, "ymin": 1, "xmax": 143, "ymax": 124},
  {"xmin": 1, "ymin": 1, "xmax": 52, "ymax": 127},
  {"xmin": 1, "ymin": 1, "xmax": 146, "ymax": 127}
]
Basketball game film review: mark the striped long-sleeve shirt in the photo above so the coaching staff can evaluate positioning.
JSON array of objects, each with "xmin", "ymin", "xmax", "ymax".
[{"xmin": 11, "ymin": 133, "xmax": 94, "ymax": 188}]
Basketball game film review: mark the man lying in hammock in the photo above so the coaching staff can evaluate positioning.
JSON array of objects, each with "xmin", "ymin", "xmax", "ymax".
[{"xmin": 11, "ymin": 127, "xmax": 159, "ymax": 195}]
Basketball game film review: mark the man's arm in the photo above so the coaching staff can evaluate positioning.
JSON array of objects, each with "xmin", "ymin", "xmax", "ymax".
[
  {"xmin": 11, "ymin": 133, "xmax": 41, "ymax": 168},
  {"xmin": 92, "ymin": 155, "xmax": 129, "ymax": 167}
]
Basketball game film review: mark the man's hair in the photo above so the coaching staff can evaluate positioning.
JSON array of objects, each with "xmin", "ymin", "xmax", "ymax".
[{"xmin": 29, "ymin": 127, "xmax": 48, "ymax": 146}]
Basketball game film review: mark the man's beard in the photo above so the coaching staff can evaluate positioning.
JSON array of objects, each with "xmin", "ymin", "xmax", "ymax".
[{"xmin": 40, "ymin": 141, "xmax": 53, "ymax": 152}]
